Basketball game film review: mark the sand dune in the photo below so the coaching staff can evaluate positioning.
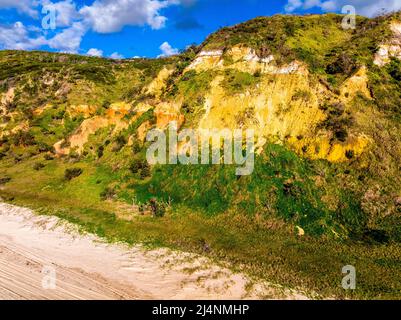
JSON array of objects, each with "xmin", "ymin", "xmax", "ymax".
[{"xmin": 0, "ymin": 203, "xmax": 308, "ymax": 300}]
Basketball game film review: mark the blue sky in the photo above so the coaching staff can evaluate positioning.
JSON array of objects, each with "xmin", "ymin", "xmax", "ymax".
[{"xmin": 0, "ymin": 0, "xmax": 399, "ymax": 58}]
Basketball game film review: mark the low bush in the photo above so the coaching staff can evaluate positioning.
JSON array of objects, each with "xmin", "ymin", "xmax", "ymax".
[
  {"xmin": 149, "ymin": 198, "xmax": 168, "ymax": 217},
  {"xmin": 0, "ymin": 176, "xmax": 11, "ymax": 184},
  {"xmin": 132, "ymin": 140, "xmax": 142, "ymax": 154},
  {"xmin": 44, "ymin": 153, "xmax": 54, "ymax": 161},
  {"xmin": 97, "ymin": 145, "xmax": 104, "ymax": 158},
  {"xmin": 33, "ymin": 162, "xmax": 45, "ymax": 171},
  {"xmin": 64, "ymin": 168, "xmax": 83, "ymax": 180},
  {"xmin": 100, "ymin": 187, "xmax": 117, "ymax": 200},
  {"xmin": 112, "ymin": 135, "xmax": 127, "ymax": 152},
  {"xmin": 223, "ymin": 69, "xmax": 259, "ymax": 95},
  {"xmin": 129, "ymin": 159, "xmax": 151, "ymax": 178}
]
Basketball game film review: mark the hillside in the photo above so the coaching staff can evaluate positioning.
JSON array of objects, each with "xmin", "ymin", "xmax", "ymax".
[{"xmin": 0, "ymin": 13, "xmax": 401, "ymax": 298}]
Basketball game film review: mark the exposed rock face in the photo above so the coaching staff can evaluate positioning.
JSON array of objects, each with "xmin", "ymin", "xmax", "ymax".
[
  {"xmin": 48, "ymin": 44, "xmax": 371, "ymax": 163},
  {"xmin": 178, "ymin": 46, "xmax": 372, "ymax": 163},
  {"xmin": 340, "ymin": 66, "xmax": 372, "ymax": 102},
  {"xmin": 3, "ymin": 17, "xmax": 398, "ymax": 165},
  {"xmin": 146, "ymin": 67, "xmax": 175, "ymax": 97},
  {"xmin": 1, "ymin": 40, "xmax": 373, "ymax": 164},
  {"xmin": 67, "ymin": 105, "xmax": 97, "ymax": 118},
  {"xmin": 374, "ymin": 22, "xmax": 401, "ymax": 66},
  {"xmin": 0, "ymin": 87, "xmax": 15, "ymax": 115},
  {"xmin": 186, "ymin": 45, "xmax": 306, "ymax": 75},
  {"xmin": 54, "ymin": 102, "xmax": 132, "ymax": 155},
  {"xmin": 186, "ymin": 50, "xmax": 224, "ymax": 71},
  {"xmin": 154, "ymin": 101, "xmax": 185, "ymax": 129}
]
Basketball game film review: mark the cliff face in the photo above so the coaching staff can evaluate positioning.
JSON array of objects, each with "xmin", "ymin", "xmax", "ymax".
[
  {"xmin": 0, "ymin": 13, "xmax": 400, "ymax": 240},
  {"xmin": 374, "ymin": 22, "xmax": 401, "ymax": 66}
]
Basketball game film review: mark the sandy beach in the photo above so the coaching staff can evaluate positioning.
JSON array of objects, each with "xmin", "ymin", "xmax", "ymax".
[{"xmin": 0, "ymin": 203, "xmax": 308, "ymax": 300}]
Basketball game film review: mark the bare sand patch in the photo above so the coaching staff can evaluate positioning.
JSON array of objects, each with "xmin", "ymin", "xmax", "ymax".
[{"xmin": 0, "ymin": 203, "xmax": 309, "ymax": 300}]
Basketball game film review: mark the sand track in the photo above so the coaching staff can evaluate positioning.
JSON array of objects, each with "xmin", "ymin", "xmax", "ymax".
[{"xmin": 0, "ymin": 203, "xmax": 308, "ymax": 300}]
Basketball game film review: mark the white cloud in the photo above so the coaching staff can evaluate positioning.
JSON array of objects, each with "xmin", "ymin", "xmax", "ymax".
[
  {"xmin": 47, "ymin": 22, "xmax": 87, "ymax": 53},
  {"xmin": 158, "ymin": 41, "xmax": 179, "ymax": 57},
  {"xmin": 0, "ymin": 20, "xmax": 86, "ymax": 52},
  {"xmin": 0, "ymin": 0, "xmax": 190, "ymax": 54},
  {"xmin": 0, "ymin": 0, "xmax": 38, "ymax": 17},
  {"xmin": 284, "ymin": 0, "xmax": 401, "ymax": 17},
  {"xmin": 87, "ymin": 48, "xmax": 103, "ymax": 57},
  {"xmin": 0, "ymin": 21, "xmax": 47, "ymax": 50},
  {"xmin": 110, "ymin": 52, "xmax": 124, "ymax": 59},
  {"xmin": 285, "ymin": 0, "xmax": 303, "ymax": 12},
  {"xmin": 41, "ymin": 0, "xmax": 79, "ymax": 28},
  {"xmin": 79, "ymin": 0, "xmax": 180, "ymax": 33}
]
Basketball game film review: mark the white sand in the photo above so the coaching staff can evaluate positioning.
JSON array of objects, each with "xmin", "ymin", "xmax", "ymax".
[{"xmin": 0, "ymin": 203, "xmax": 308, "ymax": 300}]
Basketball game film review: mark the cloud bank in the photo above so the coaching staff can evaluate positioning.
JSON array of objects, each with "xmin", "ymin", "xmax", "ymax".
[
  {"xmin": 285, "ymin": 0, "xmax": 401, "ymax": 17},
  {"xmin": 0, "ymin": 0, "xmax": 189, "ymax": 53}
]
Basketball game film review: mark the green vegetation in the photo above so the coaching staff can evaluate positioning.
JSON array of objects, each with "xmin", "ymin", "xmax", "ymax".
[
  {"xmin": 166, "ymin": 69, "xmax": 215, "ymax": 127},
  {"xmin": 0, "ymin": 13, "xmax": 401, "ymax": 299},
  {"xmin": 222, "ymin": 69, "xmax": 260, "ymax": 94},
  {"xmin": 202, "ymin": 13, "xmax": 398, "ymax": 85},
  {"xmin": 64, "ymin": 168, "xmax": 83, "ymax": 180},
  {"xmin": 0, "ymin": 153, "xmax": 400, "ymax": 299},
  {"xmin": 369, "ymin": 58, "xmax": 401, "ymax": 115}
]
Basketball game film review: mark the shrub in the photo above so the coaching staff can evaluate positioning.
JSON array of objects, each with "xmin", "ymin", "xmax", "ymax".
[
  {"xmin": 60, "ymin": 140, "xmax": 70, "ymax": 149},
  {"xmin": 132, "ymin": 141, "xmax": 142, "ymax": 154},
  {"xmin": 149, "ymin": 198, "xmax": 167, "ymax": 217},
  {"xmin": 33, "ymin": 162, "xmax": 45, "ymax": 171},
  {"xmin": 37, "ymin": 142, "xmax": 52, "ymax": 153},
  {"xmin": 68, "ymin": 150, "xmax": 80, "ymax": 160},
  {"xmin": 100, "ymin": 187, "xmax": 117, "ymax": 200},
  {"xmin": 129, "ymin": 159, "xmax": 152, "ymax": 179},
  {"xmin": 0, "ymin": 177, "xmax": 11, "ymax": 184},
  {"xmin": 129, "ymin": 159, "xmax": 146, "ymax": 174},
  {"xmin": 44, "ymin": 153, "xmax": 54, "ymax": 161},
  {"xmin": 11, "ymin": 131, "xmax": 36, "ymax": 146},
  {"xmin": 318, "ymin": 102, "xmax": 353, "ymax": 142},
  {"xmin": 122, "ymin": 86, "xmax": 142, "ymax": 101},
  {"xmin": 112, "ymin": 135, "xmax": 127, "ymax": 152},
  {"xmin": 97, "ymin": 145, "xmax": 104, "ymax": 158},
  {"xmin": 181, "ymin": 70, "xmax": 196, "ymax": 81},
  {"xmin": 14, "ymin": 155, "xmax": 22, "ymax": 163},
  {"xmin": 326, "ymin": 53, "xmax": 357, "ymax": 76},
  {"xmin": 388, "ymin": 59, "xmax": 401, "ymax": 81},
  {"xmin": 140, "ymin": 164, "xmax": 151, "ymax": 179},
  {"xmin": 223, "ymin": 69, "xmax": 259, "ymax": 94},
  {"xmin": 181, "ymin": 102, "xmax": 194, "ymax": 114},
  {"xmin": 292, "ymin": 89, "xmax": 312, "ymax": 102},
  {"xmin": 64, "ymin": 168, "xmax": 83, "ymax": 180},
  {"xmin": 96, "ymin": 101, "xmax": 111, "ymax": 116},
  {"xmin": 345, "ymin": 150, "xmax": 355, "ymax": 159}
]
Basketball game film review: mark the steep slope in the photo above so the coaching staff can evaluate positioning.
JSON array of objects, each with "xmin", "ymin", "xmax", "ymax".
[
  {"xmin": 1, "ymin": 13, "xmax": 401, "ymax": 239},
  {"xmin": 0, "ymin": 14, "xmax": 401, "ymax": 297},
  {"xmin": 0, "ymin": 13, "xmax": 401, "ymax": 298}
]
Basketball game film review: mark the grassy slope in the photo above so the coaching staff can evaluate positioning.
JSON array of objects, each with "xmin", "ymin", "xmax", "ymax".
[
  {"xmin": 1, "ymin": 145, "xmax": 401, "ymax": 299},
  {"xmin": 1, "ymin": 14, "xmax": 401, "ymax": 299}
]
